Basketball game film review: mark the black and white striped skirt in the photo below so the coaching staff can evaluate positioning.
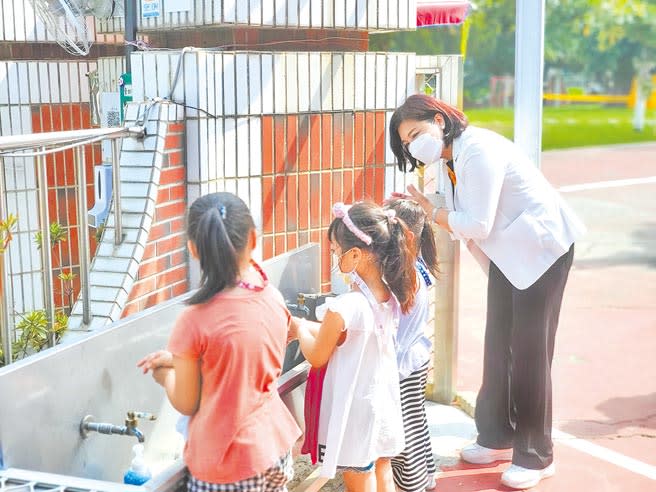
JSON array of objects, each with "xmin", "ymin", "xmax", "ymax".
[{"xmin": 391, "ymin": 363, "xmax": 437, "ymax": 492}]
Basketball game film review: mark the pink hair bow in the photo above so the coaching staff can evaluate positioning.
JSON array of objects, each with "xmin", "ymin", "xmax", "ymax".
[{"xmin": 332, "ymin": 202, "xmax": 373, "ymax": 245}]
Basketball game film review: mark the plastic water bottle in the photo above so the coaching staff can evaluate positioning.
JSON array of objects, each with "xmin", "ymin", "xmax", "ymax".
[{"xmin": 123, "ymin": 444, "xmax": 152, "ymax": 485}]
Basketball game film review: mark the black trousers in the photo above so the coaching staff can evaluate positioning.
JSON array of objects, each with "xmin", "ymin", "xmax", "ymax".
[{"xmin": 475, "ymin": 244, "xmax": 575, "ymax": 469}]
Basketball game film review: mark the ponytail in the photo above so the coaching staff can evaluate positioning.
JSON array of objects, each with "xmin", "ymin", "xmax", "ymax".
[
  {"xmin": 419, "ymin": 221, "xmax": 439, "ymax": 277},
  {"xmin": 384, "ymin": 198, "xmax": 439, "ymax": 278},
  {"xmin": 185, "ymin": 192, "xmax": 255, "ymax": 305}
]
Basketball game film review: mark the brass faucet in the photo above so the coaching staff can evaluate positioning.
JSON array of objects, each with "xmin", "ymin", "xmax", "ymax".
[{"xmin": 80, "ymin": 411, "xmax": 157, "ymax": 443}]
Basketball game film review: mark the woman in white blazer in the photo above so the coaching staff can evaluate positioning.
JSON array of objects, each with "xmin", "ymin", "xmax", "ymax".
[{"xmin": 389, "ymin": 94, "xmax": 585, "ymax": 490}]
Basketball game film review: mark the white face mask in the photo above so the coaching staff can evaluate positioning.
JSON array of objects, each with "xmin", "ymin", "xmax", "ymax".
[{"xmin": 407, "ymin": 132, "xmax": 444, "ymax": 166}]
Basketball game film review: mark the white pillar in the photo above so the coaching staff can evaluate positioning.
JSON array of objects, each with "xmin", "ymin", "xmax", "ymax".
[{"xmin": 513, "ymin": 0, "xmax": 545, "ymax": 168}]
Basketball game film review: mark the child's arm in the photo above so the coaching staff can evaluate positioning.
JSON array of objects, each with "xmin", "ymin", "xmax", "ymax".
[
  {"xmin": 291, "ymin": 311, "xmax": 345, "ymax": 368},
  {"xmin": 151, "ymin": 355, "xmax": 201, "ymax": 416}
]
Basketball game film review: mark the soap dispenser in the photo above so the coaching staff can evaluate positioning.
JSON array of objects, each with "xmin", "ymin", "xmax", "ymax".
[{"xmin": 123, "ymin": 444, "xmax": 152, "ymax": 485}]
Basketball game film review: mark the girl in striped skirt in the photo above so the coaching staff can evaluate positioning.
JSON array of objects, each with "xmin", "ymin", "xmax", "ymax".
[{"xmin": 385, "ymin": 199, "xmax": 439, "ymax": 492}]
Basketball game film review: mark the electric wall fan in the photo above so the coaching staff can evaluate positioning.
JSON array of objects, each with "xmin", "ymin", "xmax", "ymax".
[{"xmin": 29, "ymin": 0, "xmax": 123, "ymax": 56}]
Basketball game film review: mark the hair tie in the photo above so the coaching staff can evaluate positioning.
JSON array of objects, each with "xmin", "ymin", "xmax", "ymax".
[
  {"xmin": 219, "ymin": 205, "xmax": 227, "ymax": 219},
  {"xmin": 384, "ymin": 209, "xmax": 398, "ymax": 224},
  {"xmin": 332, "ymin": 202, "xmax": 372, "ymax": 245}
]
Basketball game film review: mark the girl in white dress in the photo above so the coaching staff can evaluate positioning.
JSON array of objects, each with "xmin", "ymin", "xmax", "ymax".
[{"xmin": 289, "ymin": 201, "xmax": 418, "ymax": 492}]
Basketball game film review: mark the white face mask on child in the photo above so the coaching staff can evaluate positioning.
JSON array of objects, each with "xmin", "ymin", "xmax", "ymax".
[{"xmin": 332, "ymin": 248, "xmax": 360, "ymax": 287}]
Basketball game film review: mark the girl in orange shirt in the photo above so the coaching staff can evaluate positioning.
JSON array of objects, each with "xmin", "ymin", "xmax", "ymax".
[{"xmin": 138, "ymin": 192, "xmax": 301, "ymax": 492}]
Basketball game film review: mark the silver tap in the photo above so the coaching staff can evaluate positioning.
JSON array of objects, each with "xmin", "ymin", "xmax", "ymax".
[{"xmin": 80, "ymin": 411, "xmax": 156, "ymax": 443}]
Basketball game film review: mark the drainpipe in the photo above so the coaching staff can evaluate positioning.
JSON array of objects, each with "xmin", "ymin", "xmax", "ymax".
[{"xmin": 124, "ymin": 0, "xmax": 138, "ymax": 73}]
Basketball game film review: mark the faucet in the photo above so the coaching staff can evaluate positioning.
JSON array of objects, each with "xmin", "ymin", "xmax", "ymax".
[{"xmin": 80, "ymin": 411, "xmax": 156, "ymax": 443}]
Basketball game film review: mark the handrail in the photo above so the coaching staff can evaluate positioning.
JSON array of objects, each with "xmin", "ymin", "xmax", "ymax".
[
  {"xmin": 0, "ymin": 125, "xmax": 144, "ymax": 360},
  {"xmin": 0, "ymin": 127, "xmax": 143, "ymax": 153}
]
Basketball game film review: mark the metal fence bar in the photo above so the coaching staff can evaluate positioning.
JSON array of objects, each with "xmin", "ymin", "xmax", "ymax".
[
  {"xmin": 75, "ymin": 146, "xmax": 91, "ymax": 325},
  {"xmin": 0, "ymin": 157, "xmax": 13, "ymax": 364},
  {"xmin": 111, "ymin": 139, "xmax": 122, "ymax": 245},
  {"xmin": 36, "ymin": 147, "xmax": 56, "ymax": 348}
]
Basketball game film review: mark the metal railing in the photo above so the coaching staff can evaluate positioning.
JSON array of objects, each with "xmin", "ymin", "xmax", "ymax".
[{"xmin": 0, "ymin": 126, "xmax": 143, "ymax": 365}]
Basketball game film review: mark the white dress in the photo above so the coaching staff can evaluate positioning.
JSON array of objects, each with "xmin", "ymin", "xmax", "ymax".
[{"xmin": 315, "ymin": 291, "xmax": 405, "ymax": 479}]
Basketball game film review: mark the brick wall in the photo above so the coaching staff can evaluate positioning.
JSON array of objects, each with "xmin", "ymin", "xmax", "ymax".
[{"xmin": 122, "ymin": 121, "xmax": 188, "ymax": 317}]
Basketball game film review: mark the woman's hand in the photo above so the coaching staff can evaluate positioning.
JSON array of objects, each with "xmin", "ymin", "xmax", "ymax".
[
  {"xmin": 406, "ymin": 184, "xmax": 452, "ymax": 231},
  {"xmin": 137, "ymin": 350, "xmax": 173, "ymax": 374}
]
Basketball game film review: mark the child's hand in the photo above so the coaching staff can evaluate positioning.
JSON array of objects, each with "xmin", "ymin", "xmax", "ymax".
[
  {"xmin": 137, "ymin": 350, "xmax": 173, "ymax": 374},
  {"xmin": 151, "ymin": 366, "xmax": 173, "ymax": 387},
  {"xmin": 287, "ymin": 316, "xmax": 301, "ymax": 342}
]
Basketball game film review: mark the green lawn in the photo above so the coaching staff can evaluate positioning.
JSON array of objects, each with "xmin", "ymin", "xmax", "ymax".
[{"xmin": 465, "ymin": 105, "xmax": 656, "ymax": 150}]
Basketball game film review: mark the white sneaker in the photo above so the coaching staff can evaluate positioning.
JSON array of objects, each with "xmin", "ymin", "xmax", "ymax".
[
  {"xmin": 460, "ymin": 442, "xmax": 513, "ymax": 464},
  {"xmin": 501, "ymin": 463, "xmax": 556, "ymax": 489}
]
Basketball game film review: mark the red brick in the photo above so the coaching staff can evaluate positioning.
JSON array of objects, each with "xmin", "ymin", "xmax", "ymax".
[
  {"xmin": 374, "ymin": 166, "xmax": 385, "ymax": 203},
  {"xmin": 298, "ymin": 173, "xmax": 309, "ymax": 230},
  {"xmin": 143, "ymin": 243, "xmax": 156, "ymax": 259},
  {"xmin": 364, "ymin": 167, "xmax": 375, "ymax": 200},
  {"xmin": 375, "ymin": 112, "xmax": 386, "ymax": 164},
  {"xmin": 149, "ymin": 222, "xmax": 170, "ymax": 241},
  {"xmin": 170, "ymin": 250, "xmax": 187, "ymax": 267},
  {"xmin": 157, "ymin": 266, "xmax": 188, "ymax": 288},
  {"xmin": 365, "ymin": 112, "xmax": 375, "ymax": 165},
  {"xmin": 274, "ymin": 175, "xmax": 286, "ymax": 233},
  {"xmin": 166, "ymin": 150, "xmax": 183, "ymax": 167},
  {"xmin": 262, "ymin": 176, "xmax": 274, "ymax": 234},
  {"xmin": 171, "ymin": 281, "xmax": 189, "ymax": 297},
  {"xmin": 353, "ymin": 168, "xmax": 365, "ymax": 201},
  {"xmin": 286, "ymin": 115, "xmax": 298, "ymax": 171},
  {"xmin": 298, "ymin": 115, "xmax": 310, "ymax": 171},
  {"xmin": 164, "ymin": 134, "xmax": 183, "ymax": 150},
  {"xmin": 168, "ymin": 185, "xmax": 186, "ymax": 202},
  {"xmin": 262, "ymin": 116, "xmax": 274, "ymax": 175},
  {"xmin": 170, "ymin": 217, "xmax": 185, "ymax": 234},
  {"xmin": 354, "ymin": 112, "xmax": 365, "ymax": 167},
  {"xmin": 310, "ymin": 229, "xmax": 321, "ymax": 244},
  {"xmin": 343, "ymin": 169, "xmax": 354, "ymax": 202},
  {"xmin": 129, "ymin": 276, "xmax": 158, "ymax": 298},
  {"xmin": 155, "ymin": 201, "xmax": 186, "ymax": 222},
  {"xmin": 286, "ymin": 174, "xmax": 297, "ymax": 231},
  {"xmin": 332, "ymin": 170, "xmax": 342, "ymax": 205},
  {"xmin": 321, "ymin": 114, "xmax": 332, "ymax": 169},
  {"xmin": 156, "ymin": 188, "xmax": 170, "ymax": 203},
  {"xmin": 310, "ymin": 174, "xmax": 321, "ymax": 229},
  {"xmin": 333, "ymin": 114, "xmax": 343, "ymax": 169},
  {"xmin": 274, "ymin": 116, "xmax": 286, "ymax": 174},
  {"xmin": 122, "ymin": 301, "xmax": 140, "ymax": 318},
  {"xmin": 160, "ymin": 167, "xmax": 186, "ymax": 185},
  {"xmin": 138, "ymin": 257, "xmax": 169, "ymax": 280},
  {"xmin": 262, "ymin": 236, "xmax": 274, "ymax": 260},
  {"xmin": 156, "ymin": 234, "xmax": 186, "ymax": 255},
  {"xmin": 287, "ymin": 233, "xmax": 297, "ymax": 250},
  {"xmin": 274, "ymin": 235, "xmax": 286, "ymax": 255},
  {"xmin": 321, "ymin": 172, "xmax": 332, "ymax": 227},
  {"xmin": 168, "ymin": 122, "xmax": 185, "ymax": 133},
  {"xmin": 310, "ymin": 115, "xmax": 321, "ymax": 171}
]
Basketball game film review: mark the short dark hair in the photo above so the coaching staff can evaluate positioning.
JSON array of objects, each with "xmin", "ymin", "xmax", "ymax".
[{"xmin": 389, "ymin": 94, "xmax": 468, "ymax": 172}]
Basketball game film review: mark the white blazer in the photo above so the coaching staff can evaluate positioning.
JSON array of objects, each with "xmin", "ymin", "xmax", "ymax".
[{"xmin": 444, "ymin": 126, "xmax": 586, "ymax": 290}]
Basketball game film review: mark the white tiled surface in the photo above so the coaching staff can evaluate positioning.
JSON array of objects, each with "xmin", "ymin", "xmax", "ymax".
[{"xmin": 135, "ymin": 0, "xmax": 415, "ymax": 30}]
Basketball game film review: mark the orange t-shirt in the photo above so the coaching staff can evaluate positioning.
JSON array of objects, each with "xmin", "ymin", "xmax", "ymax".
[{"xmin": 168, "ymin": 284, "xmax": 302, "ymax": 483}]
